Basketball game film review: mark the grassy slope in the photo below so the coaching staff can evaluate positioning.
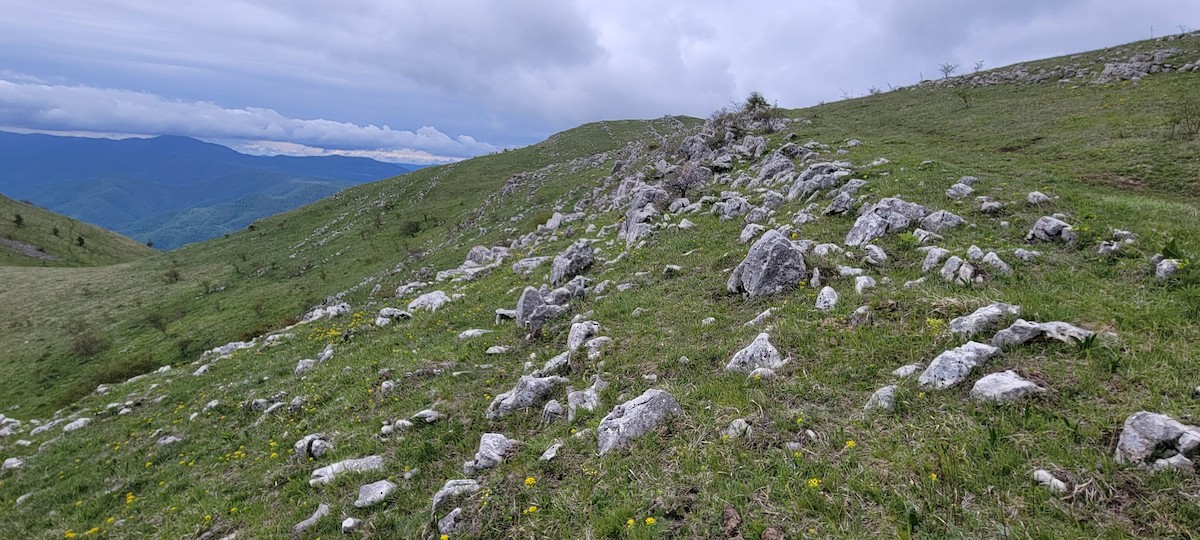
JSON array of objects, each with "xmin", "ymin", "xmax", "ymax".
[
  {"xmin": 0, "ymin": 117, "xmax": 697, "ymax": 416},
  {"xmin": 0, "ymin": 194, "xmax": 156, "ymax": 267},
  {"xmin": 1, "ymin": 37, "xmax": 1199, "ymax": 539}
]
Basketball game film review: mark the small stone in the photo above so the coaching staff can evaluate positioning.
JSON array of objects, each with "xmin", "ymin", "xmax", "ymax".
[
  {"xmin": 309, "ymin": 455, "xmax": 384, "ymax": 486},
  {"xmin": 865, "ymin": 385, "xmax": 897, "ymax": 412},
  {"xmin": 855, "ymin": 275, "xmax": 877, "ymax": 294},
  {"xmin": 723, "ymin": 418, "xmax": 753, "ymax": 439},
  {"xmin": 1027, "ymin": 191, "xmax": 1051, "ymax": 204},
  {"xmin": 917, "ymin": 341, "xmax": 1001, "ymax": 390},
  {"xmin": 892, "ymin": 364, "xmax": 923, "ymax": 378},
  {"xmin": 1032, "ymin": 470, "xmax": 1068, "ymax": 494},
  {"xmin": 341, "ymin": 517, "xmax": 362, "ymax": 534},
  {"xmin": 816, "ymin": 286, "xmax": 839, "ymax": 311},
  {"xmin": 1156, "ymin": 259, "xmax": 1181, "ymax": 280},
  {"xmin": 950, "ymin": 303, "xmax": 1020, "ymax": 336},
  {"xmin": 438, "ymin": 507, "xmax": 464, "ymax": 535},
  {"xmin": 539, "ymin": 441, "xmax": 565, "ymax": 462},
  {"xmin": 62, "ymin": 418, "xmax": 92, "ymax": 433}
]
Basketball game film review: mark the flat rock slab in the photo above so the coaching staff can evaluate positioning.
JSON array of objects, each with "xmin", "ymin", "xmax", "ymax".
[
  {"xmin": 432, "ymin": 479, "xmax": 481, "ymax": 512},
  {"xmin": 917, "ymin": 341, "xmax": 1000, "ymax": 390},
  {"xmin": 598, "ymin": 389, "xmax": 681, "ymax": 455}
]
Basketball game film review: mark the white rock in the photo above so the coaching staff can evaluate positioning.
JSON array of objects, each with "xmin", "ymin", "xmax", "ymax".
[
  {"xmin": 597, "ymin": 389, "xmax": 682, "ymax": 455},
  {"xmin": 1032, "ymin": 469, "xmax": 1068, "ymax": 494},
  {"xmin": 540, "ymin": 441, "xmax": 565, "ymax": 462},
  {"xmin": 408, "ymin": 290, "xmax": 453, "ymax": 312},
  {"xmin": 458, "ymin": 329, "xmax": 491, "ymax": 339},
  {"xmin": 432, "ymin": 479, "xmax": 480, "ymax": 512},
  {"xmin": 950, "ymin": 303, "xmax": 1020, "ymax": 336},
  {"xmin": 865, "ymin": 385, "xmax": 897, "ymax": 412},
  {"xmin": 816, "ymin": 286, "xmax": 838, "ymax": 311},
  {"xmin": 354, "ymin": 480, "xmax": 398, "ymax": 508},
  {"xmin": 62, "ymin": 418, "xmax": 91, "ymax": 433},
  {"xmin": 291, "ymin": 503, "xmax": 330, "ymax": 535},
  {"xmin": 855, "ymin": 275, "xmax": 877, "ymax": 294},
  {"xmin": 725, "ymin": 333, "xmax": 785, "ymax": 373},
  {"xmin": 2, "ymin": 457, "xmax": 24, "ymax": 470},
  {"xmin": 892, "ymin": 364, "xmax": 923, "ymax": 378},
  {"xmin": 463, "ymin": 433, "xmax": 519, "ymax": 475},
  {"xmin": 309, "ymin": 455, "xmax": 384, "ymax": 486},
  {"xmin": 917, "ymin": 341, "xmax": 1001, "ymax": 390},
  {"xmin": 970, "ymin": 371, "xmax": 1045, "ymax": 403},
  {"xmin": 342, "ymin": 517, "xmax": 362, "ymax": 534}
]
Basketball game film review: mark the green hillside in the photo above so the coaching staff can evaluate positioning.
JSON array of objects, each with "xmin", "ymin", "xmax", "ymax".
[
  {"xmin": 0, "ymin": 194, "xmax": 156, "ymax": 267},
  {"xmin": 1, "ymin": 35, "xmax": 1199, "ymax": 539}
]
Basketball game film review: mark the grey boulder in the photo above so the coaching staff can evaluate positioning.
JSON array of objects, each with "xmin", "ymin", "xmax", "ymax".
[
  {"xmin": 597, "ymin": 389, "xmax": 682, "ymax": 455},
  {"xmin": 949, "ymin": 303, "xmax": 1020, "ymax": 336},
  {"xmin": 486, "ymin": 375, "xmax": 568, "ymax": 419},
  {"xmin": 463, "ymin": 433, "xmax": 519, "ymax": 475},
  {"xmin": 727, "ymin": 230, "xmax": 808, "ymax": 297},
  {"xmin": 917, "ymin": 341, "xmax": 1001, "ymax": 390}
]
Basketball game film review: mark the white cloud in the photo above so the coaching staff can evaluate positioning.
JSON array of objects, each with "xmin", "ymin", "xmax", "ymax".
[{"xmin": 0, "ymin": 76, "xmax": 497, "ymax": 159}]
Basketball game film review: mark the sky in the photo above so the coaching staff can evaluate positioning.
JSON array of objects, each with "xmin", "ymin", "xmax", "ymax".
[{"xmin": 1, "ymin": 1, "xmax": 1197, "ymax": 164}]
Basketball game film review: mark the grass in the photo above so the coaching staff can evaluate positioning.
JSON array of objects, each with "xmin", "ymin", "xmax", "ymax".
[
  {"xmin": 0, "ymin": 194, "xmax": 155, "ymax": 267},
  {"xmin": 1, "ymin": 35, "xmax": 1200, "ymax": 539}
]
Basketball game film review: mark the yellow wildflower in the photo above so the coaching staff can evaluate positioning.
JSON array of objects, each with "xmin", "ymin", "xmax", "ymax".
[
  {"xmin": 807, "ymin": 478, "xmax": 822, "ymax": 489},
  {"xmin": 627, "ymin": 518, "xmax": 635, "ymax": 527},
  {"xmin": 845, "ymin": 440, "xmax": 857, "ymax": 449},
  {"xmin": 524, "ymin": 476, "xmax": 536, "ymax": 487},
  {"xmin": 645, "ymin": 517, "xmax": 656, "ymax": 526},
  {"xmin": 930, "ymin": 473, "xmax": 938, "ymax": 481}
]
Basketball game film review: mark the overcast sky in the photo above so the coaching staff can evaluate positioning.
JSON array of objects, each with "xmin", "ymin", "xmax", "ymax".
[{"xmin": 1, "ymin": 1, "xmax": 1197, "ymax": 163}]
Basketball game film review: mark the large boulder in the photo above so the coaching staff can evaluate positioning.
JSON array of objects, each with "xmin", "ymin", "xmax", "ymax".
[
  {"xmin": 727, "ymin": 230, "xmax": 808, "ymax": 297},
  {"xmin": 845, "ymin": 197, "xmax": 927, "ymax": 246},
  {"xmin": 725, "ymin": 333, "xmax": 785, "ymax": 372},
  {"xmin": 1114, "ymin": 412, "xmax": 1200, "ymax": 471},
  {"xmin": 597, "ymin": 389, "xmax": 682, "ymax": 455},
  {"xmin": 917, "ymin": 341, "xmax": 1001, "ymax": 390},
  {"xmin": 550, "ymin": 241, "xmax": 594, "ymax": 285},
  {"xmin": 486, "ymin": 375, "xmax": 568, "ymax": 419},
  {"xmin": 514, "ymin": 287, "xmax": 569, "ymax": 332}
]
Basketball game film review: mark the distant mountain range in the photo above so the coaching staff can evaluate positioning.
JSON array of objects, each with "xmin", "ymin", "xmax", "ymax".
[{"xmin": 0, "ymin": 132, "xmax": 418, "ymax": 249}]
